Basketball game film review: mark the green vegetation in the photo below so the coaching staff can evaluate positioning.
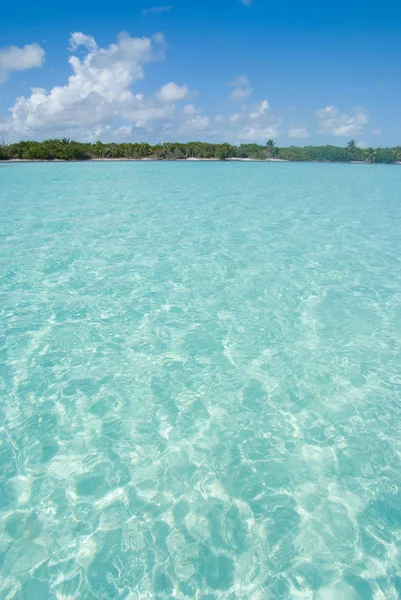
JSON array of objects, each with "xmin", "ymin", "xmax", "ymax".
[{"xmin": 0, "ymin": 138, "xmax": 400, "ymax": 164}]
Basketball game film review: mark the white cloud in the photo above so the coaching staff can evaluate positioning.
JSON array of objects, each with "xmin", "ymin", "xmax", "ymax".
[
  {"xmin": 184, "ymin": 104, "xmax": 200, "ymax": 116},
  {"xmin": 237, "ymin": 125, "xmax": 280, "ymax": 141},
  {"xmin": 179, "ymin": 115, "xmax": 211, "ymax": 135},
  {"xmin": 7, "ymin": 32, "xmax": 171, "ymax": 135},
  {"xmin": 156, "ymin": 81, "xmax": 190, "ymax": 103},
  {"xmin": 230, "ymin": 87, "xmax": 252, "ymax": 101},
  {"xmin": 142, "ymin": 5, "xmax": 172, "ymax": 16},
  {"xmin": 357, "ymin": 141, "xmax": 368, "ymax": 149},
  {"xmin": 81, "ymin": 124, "xmax": 134, "ymax": 142},
  {"xmin": 192, "ymin": 116, "xmax": 210, "ymax": 130},
  {"xmin": 229, "ymin": 113, "xmax": 241, "ymax": 123},
  {"xmin": 249, "ymin": 99, "xmax": 269, "ymax": 118},
  {"xmin": 0, "ymin": 43, "xmax": 45, "ymax": 83},
  {"xmin": 69, "ymin": 33, "xmax": 97, "ymax": 51},
  {"xmin": 216, "ymin": 99, "xmax": 281, "ymax": 142},
  {"xmin": 240, "ymin": 0, "xmax": 252, "ymax": 5},
  {"xmin": 231, "ymin": 75, "xmax": 249, "ymax": 87},
  {"xmin": 316, "ymin": 105, "xmax": 369, "ymax": 137},
  {"xmin": 372, "ymin": 128, "xmax": 382, "ymax": 135},
  {"xmin": 0, "ymin": 33, "xmax": 283, "ymax": 144},
  {"xmin": 238, "ymin": 102, "xmax": 281, "ymax": 141},
  {"xmin": 288, "ymin": 127, "xmax": 310, "ymax": 138},
  {"xmin": 229, "ymin": 74, "xmax": 252, "ymax": 102}
]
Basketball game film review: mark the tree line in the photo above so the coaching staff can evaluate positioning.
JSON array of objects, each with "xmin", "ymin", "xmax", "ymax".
[{"xmin": 0, "ymin": 138, "xmax": 400, "ymax": 164}]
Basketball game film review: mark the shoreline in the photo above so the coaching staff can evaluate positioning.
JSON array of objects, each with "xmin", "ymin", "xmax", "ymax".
[
  {"xmin": 1, "ymin": 157, "xmax": 400, "ymax": 165},
  {"xmin": 0, "ymin": 157, "xmax": 288, "ymax": 163}
]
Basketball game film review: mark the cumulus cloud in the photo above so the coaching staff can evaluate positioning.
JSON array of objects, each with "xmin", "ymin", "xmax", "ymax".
[
  {"xmin": 231, "ymin": 75, "xmax": 249, "ymax": 87},
  {"xmin": 7, "ymin": 32, "xmax": 171, "ymax": 135},
  {"xmin": 215, "ymin": 99, "xmax": 281, "ymax": 142},
  {"xmin": 191, "ymin": 116, "xmax": 210, "ymax": 130},
  {"xmin": 229, "ymin": 75, "xmax": 252, "ymax": 101},
  {"xmin": 0, "ymin": 33, "xmax": 283, "ymax": 144},
  {"xmin": 230, "ymin": 88, "xmax": 252, "ymax": 101},
  {"xmin": 69, "ymin": 32, "xmax": 97, "ymax": 51},
  {"xmin": 249, "ymin": 99, "xmax": 269, "ymax": 118},
  {"xmin": 142, "ymin": 5, "xmax": 172, "ymax": 16},
  {"xmin": 183, "ymin": 104, "xmax": 200, "ymax": 116},
  {"xmin": 288, "ymin": 126, "xmax": 310, "ymax": 138},
  {"xmin": 238, "ymin": 125, "xmax": 280, "ymax": 141},
  {"xmin": 156, "ymin": 81, "xmax": 190, "ymax": 102},
  {"xmin": 179, "ymin": 115, "xmax": 211, "ymax": 136},
  {"xmin": 316, "ymin": 105, "xmax": 369, "ymax": 137},
  {"xmin": 0, "ymin": 43, "xmax": 45, "ymax": 83},
  {"xmin": 81, "ymin": 124, "xmax": 134, "ymax": 142}
]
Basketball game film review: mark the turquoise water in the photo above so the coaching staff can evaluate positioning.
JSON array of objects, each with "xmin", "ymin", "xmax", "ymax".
[{"xmin": 1, "ymin": 162, "xmax": 401, "ymax": 599}]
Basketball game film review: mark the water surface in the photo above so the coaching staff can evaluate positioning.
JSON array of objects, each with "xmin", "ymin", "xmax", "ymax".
[{"xmin": 1, "ymin": 162, "xmax": 401, "ymax": 599}]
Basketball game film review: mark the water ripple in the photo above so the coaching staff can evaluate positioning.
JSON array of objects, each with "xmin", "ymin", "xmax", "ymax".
[{"xmin": 1, "ymin": 162, "xmax": 401, "ymax": 599}]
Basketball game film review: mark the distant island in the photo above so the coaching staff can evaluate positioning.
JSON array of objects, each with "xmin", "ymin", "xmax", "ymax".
[{"xmin": 1, "ymin": 138, "xmax": 400, "ymax": 164}]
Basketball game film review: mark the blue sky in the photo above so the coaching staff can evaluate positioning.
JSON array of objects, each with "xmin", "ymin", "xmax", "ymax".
[{"xmin": 0, "ymin": 0, "xmax": 400, "ymax": 145}]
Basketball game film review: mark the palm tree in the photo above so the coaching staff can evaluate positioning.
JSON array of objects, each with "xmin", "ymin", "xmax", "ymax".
[
  {"xmin": 393, "ymin": 146, "xmax": 401, "ymax": 163},
  {"xmin": 366, "ymin": 148, "xmax": 376, "ymax": 163},
  {"xmin": 347, "ymin": 139, "xmax": 357, "ymax": 153},
  {"xmin": 266, "ymin": 139, "xmax": 277, "ymax": 158},
  {"xmin": 0, "ymin": 133, "xmax": 8, "ymax": 159}
]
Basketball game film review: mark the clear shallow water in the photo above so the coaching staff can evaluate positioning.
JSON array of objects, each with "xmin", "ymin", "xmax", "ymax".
[{"xmin": 1, "ymin": 161, "xmax": 401, "ymax": 599}]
